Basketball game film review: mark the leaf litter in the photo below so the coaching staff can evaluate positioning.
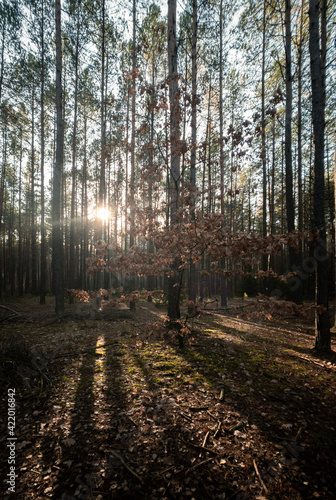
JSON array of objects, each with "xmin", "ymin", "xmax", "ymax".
[{"xmin": 0, "ymin": 298, "xmax": 335, "ymax": 499}]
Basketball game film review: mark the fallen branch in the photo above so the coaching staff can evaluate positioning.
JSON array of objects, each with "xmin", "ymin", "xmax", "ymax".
[
  {"xmin": 0, "ymin": 305, "xmax": 20, "ymax": 314},
  {"xmin": 0, "ymin": 313, "xmax": 24, "ymax": 323},
  {"xmin": 185, "ymin": 457, "xmax": 213, "ymax": 475},
  {"xmin": 109, "ymin": 450, "xmax": 144, "ymax": 484},
  {"xmin": 213, "ymin": 421, "xmax": 222, "ymax": 439},
  {"xmin": 199, "ymin": 431, "xmax": 210, "ymax": 457},
  {"xmin": 253, "ymin": 459, "xmax": 268, "ymax": 493}
]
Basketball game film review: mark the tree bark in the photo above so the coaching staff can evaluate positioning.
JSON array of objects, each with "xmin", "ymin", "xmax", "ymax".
[
  {"xmin": 189, "ymin": 0, "xmax": 197, "ymax": 310},
  {"xmin": 69, "ymin": 4, "xmax": 80, "ymax": 302},
  {"xmin": 167, "ymin": 0, "xmax": 181, "ymax": 326},
  {"xmin": 309, "ymin": 0, "xmax": 330, "ymax": 350},
  {"xmin": 40, "ymin": 0, "xmax": 46, "ymax": 304},
  {"xmin": 52, "ymin": 0, "xmax": 64, "ymax": 315}
]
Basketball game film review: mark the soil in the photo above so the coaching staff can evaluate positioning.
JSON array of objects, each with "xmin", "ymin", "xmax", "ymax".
[{"xmin": 1, "ymin": 297, "xmax": 336, "ymax": 500}]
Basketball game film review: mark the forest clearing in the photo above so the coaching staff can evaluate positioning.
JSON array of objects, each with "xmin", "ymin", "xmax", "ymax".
[{"xmin": 0, "ymin": 297, "xmax": 336, "ymax": 499}]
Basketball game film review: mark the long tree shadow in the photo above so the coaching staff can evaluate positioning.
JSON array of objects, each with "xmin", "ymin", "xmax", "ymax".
[
  {"xmin": 209, "ymin": 312, "xmax": 336, "ymax": 363},
  {"xmin": 169, "ymin": 321, "xmax": 336, "ymax": 497},
  {"xmin": 46, "ymin": 329, "xmax": 100, "ymax": 499}
]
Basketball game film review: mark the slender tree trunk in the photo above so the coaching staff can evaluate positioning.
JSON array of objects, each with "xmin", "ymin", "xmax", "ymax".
[
  {"xmin": 189, "ymin": 0, "xmax": 197, "ymax": 309},
  {"xmin": 18, "ymin": 129, "xmax": 23, "ymax": 295},
  {"xmin": 40, "ymin": 0, "xmax": 46, "ymax": 304},
  {"xmin": 0, "ymin": 22, "xmax": 5, "ymax": 107},
  {"xmin": 129, "ymin": 0, "xmax": 137, "ymax": 293},
  {"xmin": 309, "ymin": 0, "xmax": 330, "ymax": 350},
  {"xmin": 167, "ymin": 0, "xmax": 182, "ymax": 327},
  {"xmin": 219, "ymin": 0, "xmax": 227, "ymax": 306},
  {"xmin": 99, "ymin": 0, "xmax": 106, "ymax": 231},
  {"xmin": 81, "ymin": 109, "xmax": 88, "ymax": 290},
  {"xmin": 147, "ymin": 52, "xmax": 155, "ymax": 291},
  {"xmin": 53, "ymin": 0, "xmax": 64, "ymax": 315},
  {"xmin": 297, "ymin": 0, "xmax": 304, "ymax": 259},
  {"xmin": 31, "ymin": 85, "xmax": 37, "ymax": 295},
  {"xmin": 125, "ymin": 85, "xmax": 129, "ymax": 253},
  {"xmin": 261, "ymin": 0, "xmax": 267, "ymax": 273},
  {"xmin": 130, "ymin": 0, "xmax": 136, "ymax": 250},
  {"xmin": 69, "ymin": 9, "xmax": 80, "ymax": 302},
  {"xmin": 285, "ymin": 0, "xmax": 301, "ymax": 302}
]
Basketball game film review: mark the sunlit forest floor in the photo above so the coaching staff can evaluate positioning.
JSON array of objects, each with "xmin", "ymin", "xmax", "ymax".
[{"xmin": 1, "ymin": 297, "xmax": 336, "ymax": 499}]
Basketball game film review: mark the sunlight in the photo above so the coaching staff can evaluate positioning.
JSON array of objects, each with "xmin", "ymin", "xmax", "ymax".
[{"xmin": 96, "ymin": 207, "xmax": 110, "ymax": 222}]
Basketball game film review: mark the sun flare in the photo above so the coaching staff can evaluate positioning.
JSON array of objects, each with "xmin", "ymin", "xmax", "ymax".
[{"xmin": 96, "ymin": 207, "xmax": 110, "ymax": 221}]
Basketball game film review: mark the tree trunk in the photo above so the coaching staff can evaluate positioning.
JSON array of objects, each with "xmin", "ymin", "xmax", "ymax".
[
  {"xmin": 285, "ymin": 0, "xmax": 301, "ymax": 302},
  {"xmin": 188, "ymin": 0, "xmax": 197, "ymax": 310},
  {"xmin": 219, "ymin": 0, "xmax": 227, "ymax": 307},
  {"xmin": 130, "ymin": 0, "xmax": 136, "ymax": 250},
  {"xmin": 69, "ymin": 7, "xmax": 80, "ymax": 302},
  {"xmin": 31, "ymin": 85, "xmax": 37, "ymax": 295},
  {"xmin": 309, "ymin": 0, "xmax": 330, "ymax": 350},
  {"xmin": 40, "ymin": 0, "xmax": 46, "ymax": 304},
  {"xmin": 167, "ymin": 0, "xmax": 181, "ymax": 328},
  {"xmin": 52, "ymin": 0, "xmax": 64, "ymax": 315},
  {"xmin": 261, "ymin": 0, "xmax": 267, "ymax": 273}
]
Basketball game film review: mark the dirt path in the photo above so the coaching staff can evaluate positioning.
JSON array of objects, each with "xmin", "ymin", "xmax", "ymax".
[{"xmin": 1, "ymin": 298, "xmax": 336, "ymax": 499}]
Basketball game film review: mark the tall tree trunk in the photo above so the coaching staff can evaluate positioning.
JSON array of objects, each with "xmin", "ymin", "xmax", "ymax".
[
  {"xmin": 219, "ymin": 0, "xmax": 227, "ymax": 306},
  {"xmin": 53, "ymin": 0, "xmax": 64, "ymax": 315},
  {"xmin": 40, "ymin": 0, "xmax": 46, "ymax": 304},
  {"xmin": 125, "ymin": 88, "xmax": 129, "ymax": 253},
  {"xmin": 130, "ymin": 0, "xmax": 136, "ymax": 250},
  {"xmin": 167, "ymin": 0, "xmax": 182, "ymax": 327},
  {"xmin": 69, "ymin": 6, "xmax": 80, "ymax": 302},
  {"xmin": 99, "ymin": 0, "xmax": 106, "ymax": 232},
  {"xmin": 188, "ymin": 0, "xmax": 197, "ymax": 309},
  {"xmin": 18, "ymin": 129, "xmax": 23, "ymax": 295},
  {"xmin": 81, "ymin": 109, "xmax": 88, "ymax": 290},
  {"xmin": 309, "ymin": 0, "xmax": 330, "ymax": 350},
  {"xmin": 0, "ymin": 22, "xmax": 5, "ymax": 107},
  {"xmin": 31, "ymin": 85, "xmax": 37, "ymax": 294},
  {"xmin": 285, "ymin": 0, "xmax": 300, "ymax": 302},
  {"xmin": 129, "ymin": 0, "xmax": 137, "ymax": 293},
  {"xmin": 297, "ymin": 0, "xmax": 304, "ymax": 260},
  {"xmin": 261, "ymin": 0, "xmax": 267, "ymax": 273}
]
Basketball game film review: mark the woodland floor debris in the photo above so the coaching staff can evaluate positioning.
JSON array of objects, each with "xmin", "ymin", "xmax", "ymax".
[{"xmin": 0, "ymin": 297, "xmax": 336, "ymax": 499}]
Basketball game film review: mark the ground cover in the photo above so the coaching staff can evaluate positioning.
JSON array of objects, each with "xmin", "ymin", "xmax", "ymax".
[{"xmin": 1, "ymin": 297, "xmax": 336, "ymax": 499}]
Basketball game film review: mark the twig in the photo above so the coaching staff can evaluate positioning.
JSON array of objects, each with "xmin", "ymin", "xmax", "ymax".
[
  {"xmin": 253, "ymin": 459, "xmax": 268, "ymax": 493},
  {"xmin": 199, "ymin": 431, "xmax": 210, "ymax": 457},
  {"xmin": 207, "ymin": 410, "xmax": 216, "ymax": 420},
  {"xmin": 180, "ymin": 412, "xmax": 193, "ymax": 422},
  {"xmin": 213, "ymin": 421, "xmax": 222, "ymax": 439},
  {"xmin": 109, "ymin": 450, "xmax": 144, "ymax": 484},
  {"xmin": 185, "ymin": 457, "xmax": 213, "ymax": 475},
  {"xmin": 160, "ymin": 466, "xmax": 174, "ymax": 475},
  {"xmin": 128, "ymin": 416, "xmax": 138, "ymax": 426},
  {"xmin": 228, "ymin": 419, "xmax": 244, "ymax": 433},
  {"xmin": 30, "ymin": 469, "xmax": 42, "ymax": 475},
  {"xmin": 188, "ymin": 442, "xmax": 220, "ymax": 455},
  {"xmin": 189, "ymin": 406, "xmax": 209, "ymax": 412},
  {"xmin": 294, "ymin": 426, "xmax": 303, "ymax": 442}
]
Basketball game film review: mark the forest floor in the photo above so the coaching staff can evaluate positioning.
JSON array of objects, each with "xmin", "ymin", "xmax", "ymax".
[{"xmin": 1, "ymin": 296, "xmax": 336, "ymax": 500}]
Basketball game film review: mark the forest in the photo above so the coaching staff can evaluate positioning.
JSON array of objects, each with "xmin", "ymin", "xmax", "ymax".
[{"xmin": 0, "ymin": 0, "xmax": 336, "ymax": 498}]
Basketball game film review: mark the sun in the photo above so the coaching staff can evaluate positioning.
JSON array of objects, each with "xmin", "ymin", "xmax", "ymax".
[{"xmin": 96, "ymin": 207, "xmax": 110, "ymax": 221}]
